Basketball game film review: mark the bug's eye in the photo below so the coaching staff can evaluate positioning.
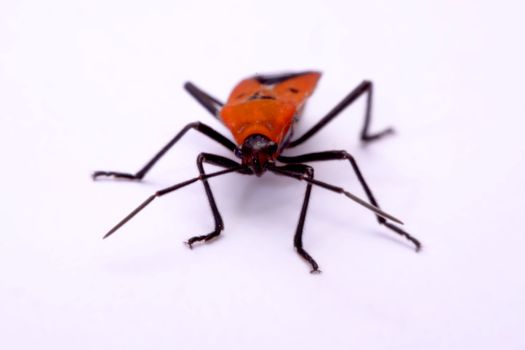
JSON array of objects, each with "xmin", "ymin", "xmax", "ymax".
[
  {"xmin": 234, "ymin": 147, "xmax": 242, "ymax": 158},
  {"xmin": 267, "ymin": 143, "xmax": 278, "ymax": 154}
]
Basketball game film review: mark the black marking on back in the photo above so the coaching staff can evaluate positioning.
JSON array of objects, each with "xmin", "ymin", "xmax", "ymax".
[
  {"xmin": 247, "ymin": 92, "xmax": 276, "ymax": 101},
  {"xmin": 254, "ymin": 71, "xmax": 316, "ymax": 85}
]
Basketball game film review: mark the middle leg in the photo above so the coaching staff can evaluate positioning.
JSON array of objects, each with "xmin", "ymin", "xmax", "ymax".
[{"xmin": 93, "ymin": 122, "xmax": 236, "ymax": 181}]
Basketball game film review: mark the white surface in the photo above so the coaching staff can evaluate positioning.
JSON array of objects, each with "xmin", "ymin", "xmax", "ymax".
[{"xmin": 1, "ymin": 1, "xmax": 524, "ymax": 349}]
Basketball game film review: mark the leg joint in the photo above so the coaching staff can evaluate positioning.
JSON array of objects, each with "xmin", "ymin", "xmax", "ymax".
[
  {"xmin": 188, "ymin": 121, "xmax": 208, "ymax": 131},
  {"xmin": 304, "ymin": 165, "xmax": 314, "ymax": 178},
  {"xmin": 196, "ymin": 152, "xmax": 206, "ymax": 163},
  {"xmin": 333, "ymin": 150, "xmax": 354, "ymax": 162},
  {"xmin": 362, "ymin": 80, "xmax": 372, "ymax": 88}
]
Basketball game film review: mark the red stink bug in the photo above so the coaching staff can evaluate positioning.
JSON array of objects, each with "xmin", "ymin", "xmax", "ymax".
[{"xmin": 93, "ymin": 71, "xmax": 421, "ymax": 273}]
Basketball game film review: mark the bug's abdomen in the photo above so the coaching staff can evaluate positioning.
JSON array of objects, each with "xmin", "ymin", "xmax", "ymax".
[
  {"xmin": 221, "ymin": 71, "xmax": 321, "ymax": 145},
  {"xmin": 220, "ymin": 100, "xmax": 296, "ymax": 145}
]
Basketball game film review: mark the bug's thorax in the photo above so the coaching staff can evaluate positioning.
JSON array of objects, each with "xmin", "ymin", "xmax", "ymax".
[
  {"xmin": 235, "ymin": 134, "xmax": 278, "ymax": 176},
  {"xmin": 221, "ymin": 99, "xmax": 296, "ymax": 146}
]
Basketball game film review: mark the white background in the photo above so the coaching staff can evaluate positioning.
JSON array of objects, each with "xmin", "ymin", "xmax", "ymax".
[{"xmin": 1, "ymin": 0, "xmax": 524, "ymax": 349}]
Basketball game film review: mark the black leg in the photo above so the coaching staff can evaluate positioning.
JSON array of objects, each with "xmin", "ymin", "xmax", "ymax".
[
  {"xmin": 102, "ymin": 165, "xmax": 244, "ymax": 239},
  {"xmin": 93, "ymin": 122, "xmax": 236, "ymax": 181},
  {"xmin": 184, "ymin": 82, "xmax": 224, "ymax": 118},
  {"xmin": 278, "ymin": 151, "xmax": 421, "ymax": 250},
  {"xmin": 185, "ymin": 153, "xmax": 250, "ymax": 247},
  {"xmin": 287, "ymin": 81, "xmax": 393, "ymax": 148},
  {"xmin": 272, "ymin": 163, "xmax": 320, "ymax": 273}
]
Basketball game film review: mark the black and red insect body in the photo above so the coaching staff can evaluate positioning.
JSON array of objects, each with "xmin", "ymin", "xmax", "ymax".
[{"xmin": 93, "ymin": 71, "xmax": 421, "ymax": 273}]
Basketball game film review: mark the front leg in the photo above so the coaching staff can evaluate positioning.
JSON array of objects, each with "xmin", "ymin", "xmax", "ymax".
[
  {"xmin": 271, "ymin": 163, "xmax": 320, "ymax": 273},
  {"xmin": 185, "ymin": 153, "xmax": 249, "ymax": 248},
  {"xmin": 279, "ymin": 151, "xmax": 421, "ymax": 251}
]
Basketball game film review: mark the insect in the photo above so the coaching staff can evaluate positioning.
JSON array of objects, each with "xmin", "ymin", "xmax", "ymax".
[{"xmin": 93, "ymin": 71, "xmax": 421, "ymax": 273}]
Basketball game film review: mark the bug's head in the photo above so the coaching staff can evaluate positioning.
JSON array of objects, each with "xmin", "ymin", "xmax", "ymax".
[{"xmin": 236, "ymin": 134, "xmax": 278, "ymax": 176}]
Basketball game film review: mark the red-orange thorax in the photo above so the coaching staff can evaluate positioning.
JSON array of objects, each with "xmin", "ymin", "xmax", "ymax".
[{"xmin": 220, "ymin": 72, "xmax": 321, "ymax": 145}]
